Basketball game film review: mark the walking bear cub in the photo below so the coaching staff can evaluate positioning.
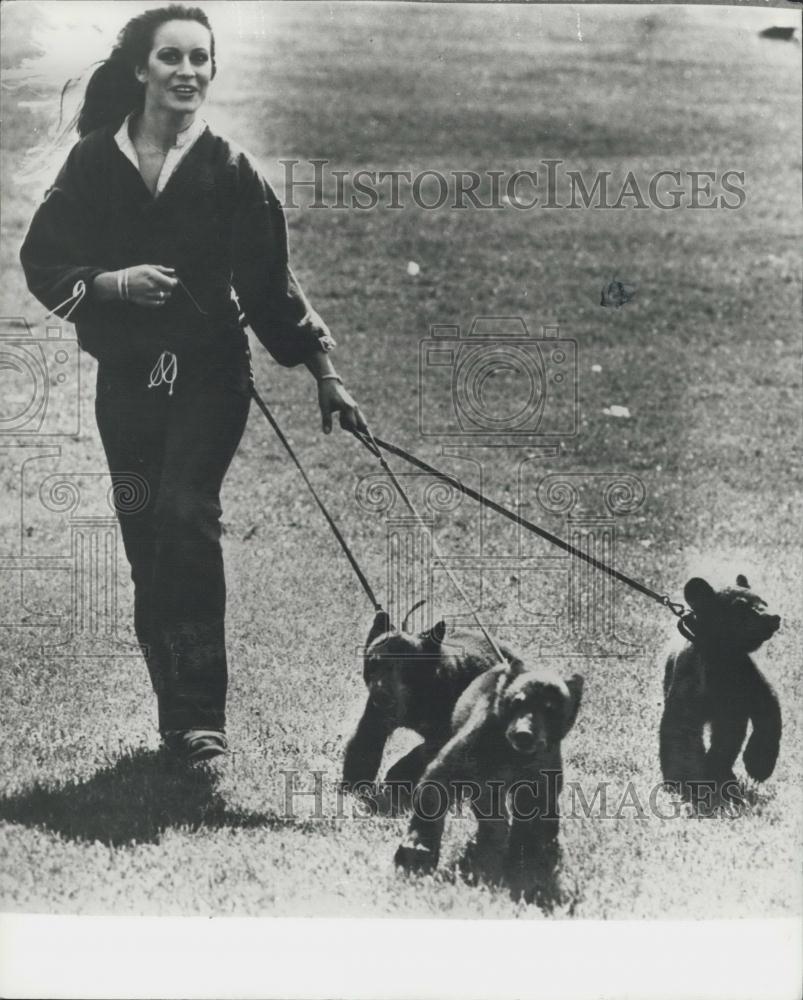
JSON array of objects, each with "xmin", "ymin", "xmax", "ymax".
[
  {"xmin": 342, "ymin": 610, "xmax": 519, "ymax": 808},
  {"xmin": 660, "ymin": 574, "xmax": 782, "ymax": 805},
  {"xmin": 394, "ymin": 660, "xmax": 583, "ymax": 907}
]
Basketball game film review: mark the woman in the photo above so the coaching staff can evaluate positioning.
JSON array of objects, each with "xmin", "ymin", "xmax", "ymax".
[{"xmin": 20, "ymin": 4, "xmax": 366, "ymax": 763}]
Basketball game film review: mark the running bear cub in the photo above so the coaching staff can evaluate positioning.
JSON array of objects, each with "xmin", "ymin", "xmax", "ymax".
[
  {"xmin": 660, "ymin": 574, "xmax": 782, "ymax": 803},
  {"xmin": 394, "ymin": 660, "xmax": 583, "ymax": 908},
  {"xmin": 341, "ymin": 610, "xmax": 518, "ymax": 808}
]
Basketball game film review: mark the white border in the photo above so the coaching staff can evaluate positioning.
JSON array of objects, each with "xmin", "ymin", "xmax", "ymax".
[{"xmin": 1, "ymin": 915, "xmax": 802, "ymax": 1000}]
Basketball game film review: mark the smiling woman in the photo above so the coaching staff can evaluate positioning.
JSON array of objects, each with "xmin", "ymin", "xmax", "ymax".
[{"xmin": 19, "ymin": 3, "xmax": 367, "ymax": 764}]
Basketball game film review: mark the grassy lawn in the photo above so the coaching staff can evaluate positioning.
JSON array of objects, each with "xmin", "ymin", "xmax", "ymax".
[{"xmin": 0, "ymin": 1, "xmax": 801, "ymax": 922}]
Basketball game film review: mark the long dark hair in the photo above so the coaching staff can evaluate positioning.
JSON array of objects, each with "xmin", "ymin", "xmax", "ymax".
[{"xmin": 76, "ymin": 4, "xmax": 216, "ymax": 137}]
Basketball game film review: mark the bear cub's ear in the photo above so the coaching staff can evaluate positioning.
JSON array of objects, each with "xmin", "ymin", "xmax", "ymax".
[
  {"xmin": 684, "ymin": 577, "xmax": 715, "ymax": 610},
  {"xmin": 426, "ymin": 620, "xmax": 447, "ymax": 645},
  {"xmin": 367, "ymin": 610, "xmax": 393, "ymax": 644},
  {"xmin": 561, "ymin": 673, "xmax": 584, "ymax": 737},
  {"xmin": 736, "ymin": 574, "xmax": 750, "ymax": 589}
]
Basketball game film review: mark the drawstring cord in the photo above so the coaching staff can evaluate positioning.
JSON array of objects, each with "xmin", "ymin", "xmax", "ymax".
[
  {"xmin": 45, "ymin": 280, "xmax": 86, "ymax": 323},
  {"xmin": 43, "ymin": 278, "xmax": 179, "ymax": 397},
  {"xmin": 148, "ymin": 350, "xmax": 178, "ymax": 396},
  {"xmin": 143, "ymin": 275, "xmax": 210, "ymax": 396}
]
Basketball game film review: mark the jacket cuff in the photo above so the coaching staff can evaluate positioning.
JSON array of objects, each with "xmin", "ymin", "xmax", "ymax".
[{"xmin": 302, "ymin": 308, "xmax": 337, "ymax": 355}]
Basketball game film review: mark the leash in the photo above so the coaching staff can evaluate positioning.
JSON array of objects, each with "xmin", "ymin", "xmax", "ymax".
[
  {"xmin": 358, "ymin": 424, "xmax": 510, "ymax": 665},
  {"xmin": 249, "ymin": 383, "xmax": 382, "ymax": 613},
  {"xmin": 239, "ymin": 291, "xmax": 686, "ymax": 636},
  {"xmin": 248, "ymin": 380, "xmax": 507, "ymax": 659},
  {"xmin": 248, "ymin": 385, "xmax": 690, "ymax": 638},
  {"xmin": 351, "ymin": 430, "xmax": 689, "ymax": 626}
]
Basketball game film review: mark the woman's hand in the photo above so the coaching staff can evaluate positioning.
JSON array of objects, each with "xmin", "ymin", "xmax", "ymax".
[
  {"xmin": 123, "ymin": 265, "xmax": 178, "ymax": 307},
  {"xmin": 93, "ymin": 265, "xmax": 178, "ymax": 307},
  {"xmin": 317, "ymin": 378, "xmax": 368, "ymax": 436}
]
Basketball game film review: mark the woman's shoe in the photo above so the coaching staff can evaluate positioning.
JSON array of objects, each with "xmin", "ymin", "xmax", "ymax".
[{"xmin": 162, "ymin": 729, "xmax": 228, "ymax": 763}]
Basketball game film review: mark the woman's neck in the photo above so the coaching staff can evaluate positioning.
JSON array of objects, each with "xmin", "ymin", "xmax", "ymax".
[{"xmin": 136, "ymin": 104, "xmax": 196, "ymax": 150}]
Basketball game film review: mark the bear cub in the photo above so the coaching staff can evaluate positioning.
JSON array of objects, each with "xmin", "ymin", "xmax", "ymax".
[{"xmin": 660, "ymin": 574, "xmax": 782, "ymax": 805}]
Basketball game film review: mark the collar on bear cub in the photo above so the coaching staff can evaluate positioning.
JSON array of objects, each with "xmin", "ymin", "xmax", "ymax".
[{"xmin": 677, "ymin": 613, "xmax": 698, "ymax": 643}]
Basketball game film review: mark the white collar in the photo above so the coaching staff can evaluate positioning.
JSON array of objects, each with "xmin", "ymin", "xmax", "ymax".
[{"xmin": 114, "ymin": 113, "xmax": 207, "ymax": 194}]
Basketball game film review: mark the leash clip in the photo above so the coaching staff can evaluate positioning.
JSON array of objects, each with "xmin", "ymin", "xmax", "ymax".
[{"xmin": 662, "ymin": 595, "xmax": 686, "ymax": 618}]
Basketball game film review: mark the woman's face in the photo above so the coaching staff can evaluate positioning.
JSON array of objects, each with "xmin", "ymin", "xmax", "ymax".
[{"xmin": 135, "ymin": 19, "xmax": 214, "ymax": 117}]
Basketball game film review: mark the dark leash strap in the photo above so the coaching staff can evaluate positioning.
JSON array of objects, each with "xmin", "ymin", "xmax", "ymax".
[
  {"xmin": 200, "ymin": 299, "xmax": 688, "ymax": 632},
  {"xmin": 249, "ymin": 383, "xmax": 382, "ymax": 613},
  {"xmin": 247, "ymin": 355, "xmax": 689, "ymax": 635},
  {"xmin": 352, "ymin": 430, "xmax": 690, "ymax": 626},
  {"xmin": 357, "ymin": 424, "xmax": 510, "ymax": 664}
]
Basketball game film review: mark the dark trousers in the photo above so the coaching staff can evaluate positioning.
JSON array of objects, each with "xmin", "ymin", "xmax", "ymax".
[{"xmin": 95, "ymin": 350, "xmax": 252, "ymax": 732}]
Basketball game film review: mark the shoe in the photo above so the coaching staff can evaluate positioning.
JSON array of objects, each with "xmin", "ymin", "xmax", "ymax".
[{"xmin": 162, "ymin": 729, "xmax": 228, "ymax": 763}]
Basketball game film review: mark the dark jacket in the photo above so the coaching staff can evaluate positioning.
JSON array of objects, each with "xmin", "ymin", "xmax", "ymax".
[{"xmin": 20, "ymin": 124, "xmax": 330, "ymax": 369}]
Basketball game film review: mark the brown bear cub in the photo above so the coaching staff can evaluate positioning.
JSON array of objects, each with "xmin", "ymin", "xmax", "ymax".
[
  {"xmin": 660, "ymin": 574, "xmax": 782, "ymax": 806},
  {"xmin": 342, "ymin": 610, "xmax": 519, "ymax": 810},
  {"xmin": 394, "ymin": 660, "xmax": 583, "ymax": 908}
]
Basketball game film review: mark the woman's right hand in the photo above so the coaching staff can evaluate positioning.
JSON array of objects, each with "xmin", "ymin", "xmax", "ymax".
[
  {"xmin": 93, "ymin": 265, "xmax": 178, "ymax": 307},
  {"xmin": 122, "ymin": 265, "xmax": 178, "ymax": 308}
]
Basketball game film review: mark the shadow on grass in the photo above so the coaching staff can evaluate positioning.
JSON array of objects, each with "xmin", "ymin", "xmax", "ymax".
[{"xmin": 0, "ymin": 750, "xmax": 300, "ymax": 846}]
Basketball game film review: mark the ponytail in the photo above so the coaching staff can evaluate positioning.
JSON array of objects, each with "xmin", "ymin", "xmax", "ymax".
[{"xmin": 77, "ymin": 53, "xmax": 144, "ymax": 137}]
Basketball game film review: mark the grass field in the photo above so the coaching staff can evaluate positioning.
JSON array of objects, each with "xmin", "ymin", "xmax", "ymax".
[{"xmin": 0, "ymin": 1, "xmax": 801, "ymax": 922}]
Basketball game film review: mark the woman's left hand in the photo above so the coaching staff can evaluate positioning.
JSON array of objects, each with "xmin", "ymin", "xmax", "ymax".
[{"xmin": 318, "ymin": 379, "xmax": 368, "ymax": 435}]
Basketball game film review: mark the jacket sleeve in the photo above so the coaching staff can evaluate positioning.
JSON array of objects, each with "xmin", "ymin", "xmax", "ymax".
[
  {"xmin": 230, "ymin": 155, "xmax": 334, "ymax": 367},
  {"xmin": 19, "ymin": 140, "xmax": 108, "ymax": 326}
]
